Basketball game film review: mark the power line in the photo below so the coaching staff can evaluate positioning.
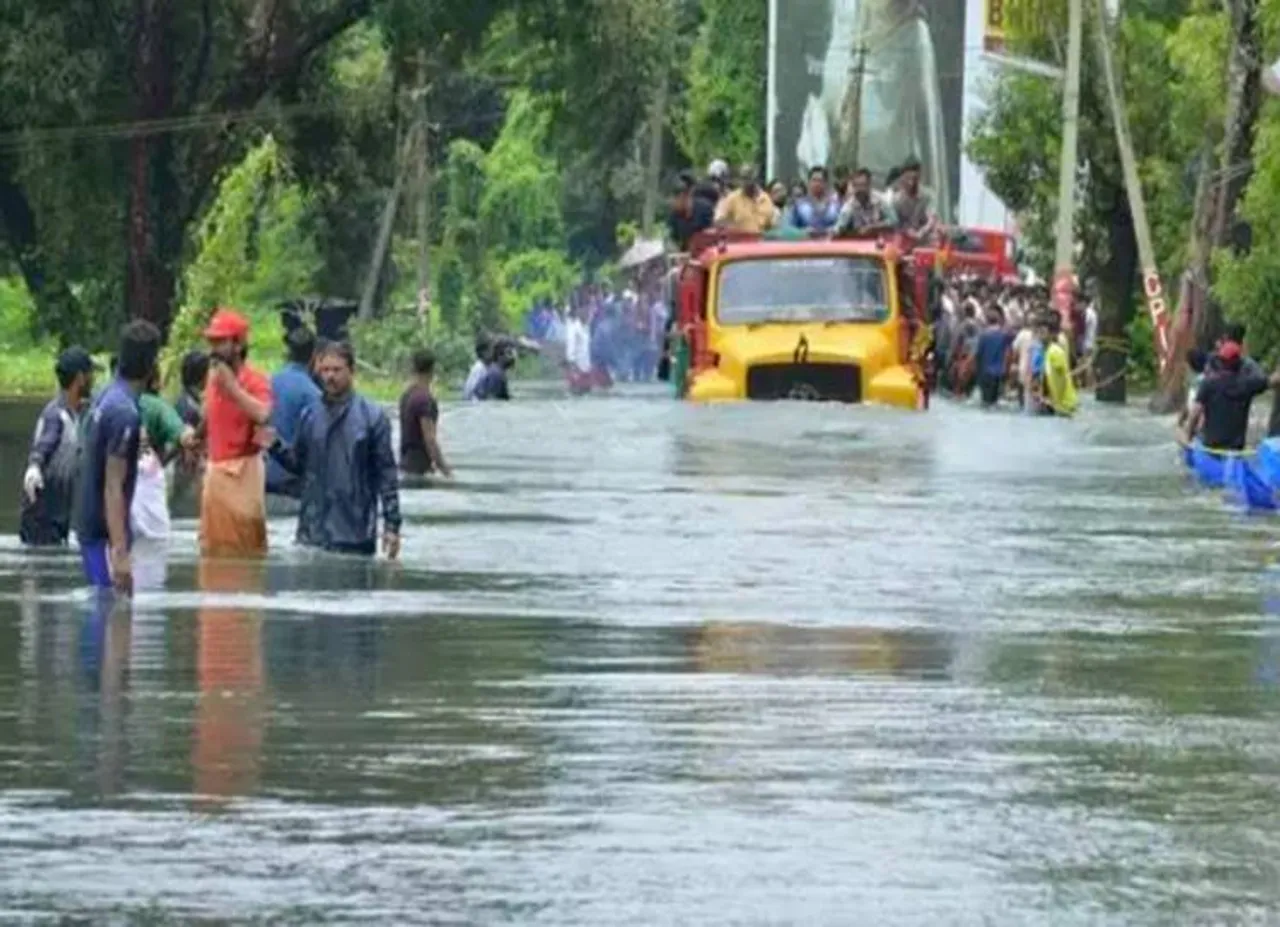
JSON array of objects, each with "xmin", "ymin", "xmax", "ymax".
[{"xmin": 0, "ymin": 99, "xmax": 508, "ymax": 153}]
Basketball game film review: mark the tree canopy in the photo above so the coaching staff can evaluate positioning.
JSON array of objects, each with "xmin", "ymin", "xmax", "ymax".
[{"xmin": 0, "ymin": 0, "xmax": 766, "ymax": 361}]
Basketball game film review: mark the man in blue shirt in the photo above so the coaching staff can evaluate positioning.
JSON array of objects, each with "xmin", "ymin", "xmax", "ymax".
[
  {"xmin": 973, "ymin": 311, "xmax": 1013, "ymax": 408},
  {"xmin": 76, "ymin": 319, "xmax": 162, "ymax": 595},
  {"xmin": 788, "ymin": 166, "xmax": 841, "ymax": 233},
  {"xmin": 267, "ymin": 326, "xmax": 321, "ymax": 497}
]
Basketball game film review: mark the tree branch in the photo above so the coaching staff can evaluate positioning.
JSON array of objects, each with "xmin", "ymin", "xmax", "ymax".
[
  {"xmin": 182, "ymin": 0, "xmax": 214, "ymax": 111},
  {"xmin": 178, "ymin": 0, "xmax": 372, "ymax": 235}
]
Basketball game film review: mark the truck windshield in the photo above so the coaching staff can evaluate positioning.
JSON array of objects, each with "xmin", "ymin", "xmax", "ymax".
[{"xmin": 717, "ymin": 257, "xmax": 889, "ymax": 326}]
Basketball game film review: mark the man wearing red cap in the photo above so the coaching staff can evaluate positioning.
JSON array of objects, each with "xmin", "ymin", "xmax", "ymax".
[
  {"xmin": 201, "ymin": 308, "xmax": 273, "ymax": 555},
  {"xmin": 1182, "ymin": 339, "xmax": 1280, "ymax": 452}
]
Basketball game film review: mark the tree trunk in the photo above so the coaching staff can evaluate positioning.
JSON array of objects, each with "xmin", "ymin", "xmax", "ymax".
[
  {"xmin": 0, "ymin": 164, "xmax": 83, "ymax": 347},
  {"xmin": 126, "ymin": 0, "xmax": 181, "ymax": 335},
  {"xmin": 1153, "ymin": 143, "xmax": 1216, "ymax": 413},
  {"xmin": 1096, "ymin": 190, "xmax": 1137, "ymax": 404},
  {"xmin": 1197, "ymin": 0, "xmax": 1261, "ymax": 347}
]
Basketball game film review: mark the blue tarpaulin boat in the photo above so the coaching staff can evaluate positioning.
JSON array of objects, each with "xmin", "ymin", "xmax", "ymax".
[{"xmin": 1183, "ymin": 439, "xmax": 1280, "ymax": 513}]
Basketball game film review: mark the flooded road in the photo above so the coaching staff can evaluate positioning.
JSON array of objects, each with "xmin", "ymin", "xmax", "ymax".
[{"xmin": 2, "ymin": 390, "xmax": 1280, "ymax": 924}]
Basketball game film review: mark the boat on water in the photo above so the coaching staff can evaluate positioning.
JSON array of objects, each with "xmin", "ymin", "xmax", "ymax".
[{"xmin": 1183, "ymin": 440, "xmax": 1280, "ymax": 512}]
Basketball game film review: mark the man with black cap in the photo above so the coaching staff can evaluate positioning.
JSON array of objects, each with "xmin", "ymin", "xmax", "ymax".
[{"xmin": 20, "ymin": 347, "xmax": 98, "ymax": 546}]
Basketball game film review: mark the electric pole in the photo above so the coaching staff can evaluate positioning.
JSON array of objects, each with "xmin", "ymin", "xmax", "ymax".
[
  {"xmin": 1094, "ymin": 0, "xmax": 1166, "ymax": 374},
  {"xmin": 412, "ymin": 61, "xmax": 431, "ymax": 329},
  {"xmin": 641, "ymin": 75, "xmax": 668, "ymax": 239},
  {"xmin": 1051, "ymin": 0, "xmax": 1084, "ymax": 321},
  {"xmin": 359, "ymin": 126, "xmax": 412, "ymax": 322}
]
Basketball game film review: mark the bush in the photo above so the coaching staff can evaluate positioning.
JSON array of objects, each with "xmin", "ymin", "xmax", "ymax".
[
  {"xmin": 349, "ymin": 306, "xmax": 474, "ymax": 386},
  {"xmin": 164, "ymin": 136, "xmax": 320, "ymax": 383}
]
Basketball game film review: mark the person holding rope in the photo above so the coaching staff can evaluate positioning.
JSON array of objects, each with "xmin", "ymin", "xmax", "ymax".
[{"xmin": 1182, "ymin": 340, "xmax": 1280, "ymax": 452}]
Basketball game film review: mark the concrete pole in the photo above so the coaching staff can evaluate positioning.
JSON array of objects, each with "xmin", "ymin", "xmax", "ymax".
[
  {"xmin": 1094, "ymin": 0, "xmax": 1167, "ymax": 370},
  {"xmin": 1051, "ymin": 0, "xmax": 1085, "ymax": 321}
]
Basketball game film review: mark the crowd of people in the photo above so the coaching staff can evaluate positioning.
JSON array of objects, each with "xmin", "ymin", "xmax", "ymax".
[
  {"xmin": 667, "ymin": 156, "xmax": 938, "ymax": 250},
  {"xmin": 521, "ymin": 282, "xmax": 668, "ymax": 392},
  {"xmin": 20, "ymin": 311, "xmax": 452, "ymax": 593},
  {"xmin": 928, "ymin": 275, "xmax": 1096, "ymax": 417}
]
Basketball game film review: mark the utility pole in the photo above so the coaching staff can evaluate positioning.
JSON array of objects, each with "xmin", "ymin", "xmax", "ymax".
[
  {"xmin": 846, "ymin": 44, "xmax": 869, "ymax": 174},
  {"xmin": 641, "ymin": 74, "xmax": 668, "ymax": 239},
  {"xmin": 1094, "ymin": 0, "xmax": 1166, "ymax": 372},
  {"xmin": 358, "ymin": 126, "xmax": 412, "ymax": 322},
  {"xmin": 412, "ymin": 62, "xmax": 432, "ymax": 329},
  {"xmin": 1051, "ymin": 0, "xmax": 1084, "ymax": 321}
]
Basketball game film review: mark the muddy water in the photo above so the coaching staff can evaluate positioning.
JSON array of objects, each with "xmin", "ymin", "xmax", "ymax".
[{"xmin": 2, "ymin": 390, "xmax": 1280, "ymax": 924}]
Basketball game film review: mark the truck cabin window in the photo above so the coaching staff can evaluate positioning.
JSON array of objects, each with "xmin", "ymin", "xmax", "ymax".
[{"xmin": 717, "ymin": 257, "xmax": 889, "ymax": 326}]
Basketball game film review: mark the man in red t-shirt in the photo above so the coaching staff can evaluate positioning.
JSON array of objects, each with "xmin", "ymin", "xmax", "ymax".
[{"xmin": 200, "ymin": 309, "xmax": 273, "ymax": 556}]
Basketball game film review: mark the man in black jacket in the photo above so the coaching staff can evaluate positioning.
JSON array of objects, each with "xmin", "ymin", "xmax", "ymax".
[{"xmin": 271, "ymin": 341, "xmax": 402, "ymax": 559}]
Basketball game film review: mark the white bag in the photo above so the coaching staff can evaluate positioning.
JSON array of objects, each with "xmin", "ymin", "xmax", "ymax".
[{"xmin": 130, "ymin": 450, "xmax": 171, "ymax": 541}]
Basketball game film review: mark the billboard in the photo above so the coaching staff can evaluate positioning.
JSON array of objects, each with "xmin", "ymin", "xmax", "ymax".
[
  {"xmin": 983, "ymin": 0, "xmax": 1006, "ymax": 51},
  {"xmin": 767, "ymin": 0, "xmax": 968, "ymax": 225}
]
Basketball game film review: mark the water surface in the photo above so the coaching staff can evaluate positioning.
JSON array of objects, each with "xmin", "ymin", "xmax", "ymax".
[{"xmin": 1, "ymin": 390, "xmax": 1279, "ymax": 925}]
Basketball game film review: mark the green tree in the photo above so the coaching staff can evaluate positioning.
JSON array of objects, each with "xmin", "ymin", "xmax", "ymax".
[
  {"xmin": 480, "ymin": 91, "xmax": 564, "ymax": 256},
  {"xmin": 967, "ymin": 0, "xmax": 1202, "ymax": 398},
  {"xmin": 165, "ymin": 135, "xmax": 320, "ymax": 377},
  {"xmin": 676, "ymin": 0, "xmax": 765, "ymax": 170}
]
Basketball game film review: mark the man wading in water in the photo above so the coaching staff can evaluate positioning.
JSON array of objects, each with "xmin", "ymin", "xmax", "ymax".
[
  {"xmin": 20, "ymin": 347, "xmax": 97, "ymax": 547},
  {"xmin": 399, "ymin": 348, "xmax": 452, "ymax": 480},
  {"xmin": 271, "ymin": 341, "xmax": 402, "ymax": 559},
  {"xmin": 76, "ymin": 321, "xmax": 162, "ymax": 595},
  {"xmin": 201, "ymin": 309, "xmax": 274, "ymax": 557},
  {"xmin": 1182, "ymin": 340, "xmax": 1280, "ymax": 452}
]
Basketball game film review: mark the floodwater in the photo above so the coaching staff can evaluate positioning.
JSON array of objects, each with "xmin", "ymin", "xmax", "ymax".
[{"xmin": 2, "ymin": 388, "xmax": 1280, "ymax": 925}]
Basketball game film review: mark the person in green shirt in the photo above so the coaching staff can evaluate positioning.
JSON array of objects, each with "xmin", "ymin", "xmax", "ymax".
[
  {"xmin": 1041, "ymin": 315, "xmax": 1079, "ymax": 417},
  {"xmin": 133, "ymin": 372, "xmax": 197, "ymax": 542}
]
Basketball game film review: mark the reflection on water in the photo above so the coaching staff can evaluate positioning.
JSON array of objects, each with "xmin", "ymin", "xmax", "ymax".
[
  {"xmin": 690, "ymin": 623, "xmax": 954, "ymax": 679},
  {"xmin": 2, "ymin": 395, "xmax": 1280, "ymax": 923},
  {"xmin": 194, "ymin": 558, "xmax": 265, "ymax": 804}
]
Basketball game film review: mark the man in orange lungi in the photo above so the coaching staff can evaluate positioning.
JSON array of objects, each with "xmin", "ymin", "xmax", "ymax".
[{"xmin": 200, "ymin": 309, "xmax": 273, "ymax": 556}]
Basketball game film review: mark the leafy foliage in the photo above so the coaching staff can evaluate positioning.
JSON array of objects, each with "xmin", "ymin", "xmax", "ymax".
[
  {"xmin": 1214, "ymin": 116, "xmax": 1280, "ymax": 362},
  {"xmin": 676, "ymin": 0, "xmax": 766, "ymax": 169},
  {"xmin": 165, "ymin": 136, "xmax": 320, "ymax": 378},
  {"xmin": 498, "ymin": 249, "xmax": 578, "ymax": 323},
  {"xmin": 968, "ymin": 0, "xmax": 1212, "ymax": 388}
]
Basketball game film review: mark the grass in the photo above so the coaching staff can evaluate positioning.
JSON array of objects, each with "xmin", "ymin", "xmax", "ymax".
[
  {"xmin": 0, "ymin": 347, "xmax": 64, "ymax": 398},
  {"xmin": 0, "ymin": 344, "xmax": 454, "ymax": 403}
]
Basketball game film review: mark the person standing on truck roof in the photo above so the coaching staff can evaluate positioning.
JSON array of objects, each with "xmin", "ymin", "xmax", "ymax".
[
  {"xmin": 714, "ymin": 165, "xmax": 778, "ymax": 234},
  {"xmin": 767, "ymin": 179, "xmax": 789, "ymax": 211},
  {"xmin": 787, "ymin": 166, "xmax": 841, "ymax": 233},
  {"xmin": 668, "ymin": 175, "xmax": 714, "ymax": 252},
  {"xmin": 836, "ymin": 167, "xmax": 895, "ymax": 236},
  {"xmin": 892, "ymin": 157, "xmax": 938, "ymax": 241},
  {"xmin": 704, "ymin": 160, "xmax": 730, "ymax": 203}
]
